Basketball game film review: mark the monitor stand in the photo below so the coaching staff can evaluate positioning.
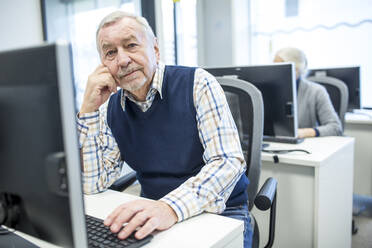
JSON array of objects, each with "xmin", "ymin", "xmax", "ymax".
[{"xmin": 263, "ymin": 136, "xmax": 304, "ymax": 144}]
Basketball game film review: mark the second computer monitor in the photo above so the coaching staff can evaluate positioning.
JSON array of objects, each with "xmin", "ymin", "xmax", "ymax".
[
  {"xmin": 205, "ymin": 63, "xmax": 298, "ymax": 139},
  {"xmin": 307, "ymin": 66, "xmax": 361, "ymax": 111}
]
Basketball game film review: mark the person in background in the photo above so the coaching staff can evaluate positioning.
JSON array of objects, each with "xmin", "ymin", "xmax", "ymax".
[
  {"xmin": 273, "ymin": 47, "xmax": 342, "ymax": 138},
  {"xmin": 77, "ymin": 10, "xmax": 253, "ymax": 247}
]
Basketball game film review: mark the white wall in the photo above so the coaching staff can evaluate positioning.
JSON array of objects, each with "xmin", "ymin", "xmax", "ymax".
[
  {"xmin": 196, "ymin": 0, "xmax": 250, "ymax": 67},
  {"xmin": 0, "ymin": 0, "xmax": 43, "ymax": 51},
  {"xmin": 197, "ymin": 0, "xmax": 233, "ymax": 67}
]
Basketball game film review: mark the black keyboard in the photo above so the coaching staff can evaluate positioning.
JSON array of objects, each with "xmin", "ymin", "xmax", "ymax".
[
  {"xmin": 85, "ymin": 214, "xmax": 153, "ymax": 248},
  {"xmin": 263, "ymin": 135, "xmax": 304, "ymax": 144}
]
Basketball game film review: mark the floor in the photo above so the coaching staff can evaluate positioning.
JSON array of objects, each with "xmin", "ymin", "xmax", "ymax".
[
  {"xmin": 352, "ymin": 194, "xmax": 372, "ymax": 247},
  {"xmin": 352, "ymin": 216, "xmax": 372, "ymax": 248}
]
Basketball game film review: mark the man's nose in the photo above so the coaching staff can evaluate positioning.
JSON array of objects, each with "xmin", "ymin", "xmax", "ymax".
[{"xmin": 117, "ymin": 48, "xmax": 131, "ymax": 67}]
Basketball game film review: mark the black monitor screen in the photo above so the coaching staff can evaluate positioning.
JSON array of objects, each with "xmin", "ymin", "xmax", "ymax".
[
  {"xmin": 205, "ymin": 63, "xmax": 298, "ymax": 138},
  {"xmin": 0, "ymin": 43, "xmax": 87, "ymax": 247},
  {"xmin": 307, "ymin": 66, "xmax": 361, "ymax": 111}
]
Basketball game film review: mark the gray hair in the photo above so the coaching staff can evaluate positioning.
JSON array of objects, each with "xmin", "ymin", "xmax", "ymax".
[
  {"xmin": 96, "ymin": 10, "xmax": 155, "ymax": 53},
  {"xmin": 275, "ymin": 47, "xmax": 308, "ymax": 77}
]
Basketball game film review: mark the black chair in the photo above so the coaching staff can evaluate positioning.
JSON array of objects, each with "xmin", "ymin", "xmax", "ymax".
[
  {"xmin": 216, "ymin": 76, "xmax": 277, "ymax": 248},
  {"xmin": 109, "ymin": 76, "xmax": 278, "ymax": 247},
  {"xmin": 307, "ymin": 74, "xmax": 349, "ymax": 128},
  {"xmin": 108, "ymin": 167, "xmax": 137, "ymax": 192}
]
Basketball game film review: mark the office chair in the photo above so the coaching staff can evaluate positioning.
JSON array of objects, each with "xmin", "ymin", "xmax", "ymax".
[
  {"xmin": 108, "ymin": 166, "xmax": 137, "ymax": 192},
  {"xmin": 307, "ymin": 74, "xmax": 349, "ymax": 128},
  {"xmin": 216, "ymin": 77, "xmax": 277, "ymax": 248},
  {"xmin": 108, "ymin": 77, "xmax": 278, "ymax": 247}
]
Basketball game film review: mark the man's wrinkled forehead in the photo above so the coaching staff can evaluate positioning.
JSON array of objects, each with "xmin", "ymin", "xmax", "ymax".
[
  {"xmin": 98, "ymin": 18, "xmax": 146, "ymax": 44},
  {"xmin": 100, "ymin": 35, "xmax": 138, "ymax": 53}
]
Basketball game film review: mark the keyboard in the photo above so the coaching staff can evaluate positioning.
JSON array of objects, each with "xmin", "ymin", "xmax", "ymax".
[
  {"xmin": 263, "ymin": 135, "xmax": 304, "ymax": 144},
  {"xmin": 85, "ymin": 214, "xmax": 153, "ymax": 248}
]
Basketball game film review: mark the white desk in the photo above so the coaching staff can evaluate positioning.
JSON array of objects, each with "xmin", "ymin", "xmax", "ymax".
[
  {"xmin": 253, "ymin": 136, "xmax": 354, "ymax": 248},
  {"xmin": 17, "ymin": 190, "xmax": 244, "ymax": 248},
  {"xmin": 344, "ymin": 111, "xmax": 372, "ymax": 196},
  {"xmin": 85, "ymin": 190, "xmax": 243, "ymax": 248}
]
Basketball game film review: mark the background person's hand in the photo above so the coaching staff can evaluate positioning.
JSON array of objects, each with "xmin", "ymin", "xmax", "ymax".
[
  {"xmin": 104, "ymin": 199, "xmax": 178, "ymax": 240},
  {"xmin": 297, "ymin": 128, "xmax": 316, "ymax": 138},
  {"xmin": 80, "ymin": 65, "xmax": 118, "ymax": 114}
]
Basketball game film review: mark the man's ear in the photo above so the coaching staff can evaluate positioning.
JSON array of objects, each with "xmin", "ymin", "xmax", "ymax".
[{"xmin": 153, "ymin": 37, "xmax": 160, "ymax": 62}]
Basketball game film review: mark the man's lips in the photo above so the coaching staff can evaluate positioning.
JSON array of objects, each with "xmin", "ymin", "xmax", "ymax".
[
  {"xmin": 124, "ymin": 70, "xmax": 137, "ymax": 77},
  {"xmin": 118, "ymin": 68, "xmax": 141, "ymax": 79}
]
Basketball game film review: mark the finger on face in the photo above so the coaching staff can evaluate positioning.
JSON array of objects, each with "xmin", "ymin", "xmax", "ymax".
[
  {"xmin": 93, "ymin": 64, "xmax": 116, "ymax": 90},
  {"xmin": 101, "ymin": 73, "xmax": 117, "ymax": 93},
  {"xmin": 117, "ymin": 211, "xmax": 151, "ymax": 240},
  {"xmin": 94, "ymin": 64, "xmax": 104, "ymax": 71},
  {"xmin": 134, "ymin": 217, "xmax": 159, "ymax": 240},
  {"xmin": 108, "ymin": 76, "xmax": 118, "ymax": 93},
  {"xmin": 95, "ymin": 64, "xmax": 108, "ymax": 73}
]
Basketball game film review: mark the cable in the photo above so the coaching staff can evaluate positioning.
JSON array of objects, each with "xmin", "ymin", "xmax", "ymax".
[{"xmin": 262, "ymin": 149, "xmax": 311, "ymax": 154}]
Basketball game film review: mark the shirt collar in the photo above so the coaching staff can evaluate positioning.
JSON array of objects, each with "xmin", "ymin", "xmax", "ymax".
[{"xmin": 120, "ymin": 61, "xmax": 165, "ymax": 111}]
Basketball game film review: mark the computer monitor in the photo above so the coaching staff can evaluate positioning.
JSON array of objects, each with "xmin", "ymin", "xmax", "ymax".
[
  {"xmin": 205, "ymin": 63, "xmax": 299, "ymax": 141},
  {"xmin": 307, "ymin": 66, "xmax": 361, "ymax": 111},
  {"xmin": 0, "ymin": 42, "xmax": 87, "ymax": 247}
]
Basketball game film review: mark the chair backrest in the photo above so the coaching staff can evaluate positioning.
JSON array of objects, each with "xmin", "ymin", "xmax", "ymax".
[
  {"xmin": 216, "ymin": 77, "xmax": 264, "ymax": 210},
  {"xmin": 307, "ymin": 75, "xmax": 349, "ymax": 128}
]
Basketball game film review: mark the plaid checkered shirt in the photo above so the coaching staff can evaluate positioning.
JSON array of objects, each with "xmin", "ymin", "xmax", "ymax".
[{"xmin": 77, "ymin": 62, "xmax": 246, "ymax": 222}]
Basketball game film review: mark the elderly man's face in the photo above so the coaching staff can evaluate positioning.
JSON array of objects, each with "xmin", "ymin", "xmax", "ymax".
[{"xmin": 98, "ymin": 17, "xmax": 159, "ymax": 96}]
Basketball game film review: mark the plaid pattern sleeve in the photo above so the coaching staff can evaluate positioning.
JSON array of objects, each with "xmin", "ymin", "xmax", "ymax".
[
  {"xmin": 160, "ymin": 68, "xmax": 246, "ymax": 222},
  {"xmin": 77, "ymin": 100, "xmax": 122, "ymax": 194}
]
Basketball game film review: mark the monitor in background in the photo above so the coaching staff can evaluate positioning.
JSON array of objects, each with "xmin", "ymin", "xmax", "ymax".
[
  {"xmin": 0, "ymin": 42, "xmax": 87, "ymax": 247},
  {"xmin": 205, "ymin": 63, "xmax": 302, "ymax": 143},
  {"xmin": 307, "ymin": 66, "xmax": 361, "ymax": 111}
]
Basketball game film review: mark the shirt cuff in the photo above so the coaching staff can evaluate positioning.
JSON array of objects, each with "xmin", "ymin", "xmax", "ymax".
[
  {"xmin": 314, "ymin": 128, "xmax": 320, "ymax": 137},
  {"xmin": 76, "ymin": 111, "xmax": 100, "ymax": 147},
  {"xmin": 159, "ymin": 198, "xmax": 184, "ymax": 223},
  {"xmin": 159, "ymin": 188, "xmax": 202, "ymax": 223},
  {"xmin": 77, "ymin": 111, "xmax": 100, "ymax": 121}
]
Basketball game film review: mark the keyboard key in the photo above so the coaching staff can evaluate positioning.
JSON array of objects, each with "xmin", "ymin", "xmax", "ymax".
[{"xmin": 85, "ymin": 214, "xmax": 153, "ymax": 248}]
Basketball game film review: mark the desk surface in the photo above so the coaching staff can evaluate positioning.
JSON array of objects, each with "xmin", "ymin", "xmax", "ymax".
[
  {"xmin": 345, "ymin": 111, "xmax": 372, "ymax": 124},
  {"xmin": 17, "ymin": 190, "xmax": 243, "ymax": 248},
  {"xmin": 85, "ymin": 190, "xmax": 243, "ymax": 248},
  {"xmin": 262, "ymin": 136, "xmax": 354, "ymax": 167}
]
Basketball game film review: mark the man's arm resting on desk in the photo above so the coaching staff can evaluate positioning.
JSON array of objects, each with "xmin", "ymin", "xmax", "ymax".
[{"xmin": 101, "ymin": 156, "xmax": 245, "ymax": 241}]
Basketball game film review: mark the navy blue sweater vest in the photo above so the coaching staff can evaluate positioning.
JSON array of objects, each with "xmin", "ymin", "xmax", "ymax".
[{"xmin": 107, "ymin": 65, "xmax": 248, "ymax": 207}]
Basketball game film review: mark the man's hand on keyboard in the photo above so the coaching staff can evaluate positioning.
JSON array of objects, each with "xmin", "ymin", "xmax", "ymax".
[{"xmin": 104, "ymin": 199, "xmax": 178, "ymax": 240}]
